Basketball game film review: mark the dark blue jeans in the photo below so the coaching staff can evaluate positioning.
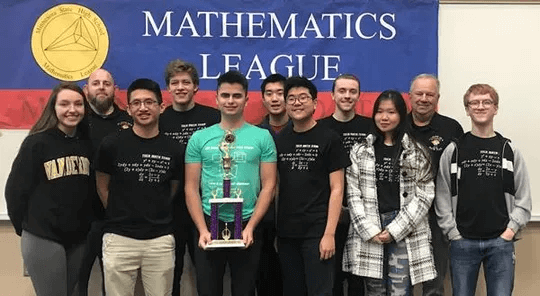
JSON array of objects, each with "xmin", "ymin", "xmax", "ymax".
[
  {"xmin": 278, "ymin": 237, "xmax": 335, "ymax": 296},
  {"xmin": 450, "ymin": 236, "xmax": 515, "ymax": 296}
]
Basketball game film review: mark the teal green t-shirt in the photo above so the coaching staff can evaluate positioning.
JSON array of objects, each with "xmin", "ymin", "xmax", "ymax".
[{"xmin": 185, "ymin": 123, "xmax": 277, "ymax": 222}]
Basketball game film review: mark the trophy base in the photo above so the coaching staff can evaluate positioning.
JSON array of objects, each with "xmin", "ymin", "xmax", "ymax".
[{"xmin": 204, "ymin": 239, "xmax": 245, "ymax": 249}]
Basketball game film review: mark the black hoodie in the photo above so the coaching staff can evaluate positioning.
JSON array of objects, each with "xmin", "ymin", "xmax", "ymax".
[{"xmin": 5, "ymin": 128, "xmax": 93, "ymax": 245}]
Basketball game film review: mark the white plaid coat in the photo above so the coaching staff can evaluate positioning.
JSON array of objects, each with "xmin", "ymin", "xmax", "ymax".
[{"xmin": 342, "ymin": 133, "xmax": 437, "ymax": 285}]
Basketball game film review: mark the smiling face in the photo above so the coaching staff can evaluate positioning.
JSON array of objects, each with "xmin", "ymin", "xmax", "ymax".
[
  {"xmin": 216, "ymin": 82, "xmax": 248, "ymax": 119},
  {"xmin": 466, "ymin": 93, "xmax": 498, "ymax": 126},
  {"xmin": 167, "ymin": 72, "xmax": 199, "ymax": 108},
  {"xmin": 85, "ymin": 69, "xmax": 116, "ymax": 114},
  {"xmin": 127, "ymin": 89, "xmax": 164, "ymax": 128},
  {"xmin": 410, "ymin": 77, "xmax": 440, "ymax": 120},
  {"xmin": 55, "ymin": 89, "xmax": 85, "ymax": 134},
  {"xmin": 262, "ymin": 81, "xmax": 286, "ymax": 116},
  {"xmin": 374, "ymin": 99, "xmax": 400, "ymax": 141},
  {"xmin": 332, "ymin": 77, "xmax": 360, "ymax": 113},
  {"xmin": 285, "ymin": 86, "xmax": 317, "ymax": 123}
]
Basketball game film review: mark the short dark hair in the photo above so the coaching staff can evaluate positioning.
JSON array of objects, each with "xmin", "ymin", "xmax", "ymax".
[
  {"xmin": 260, "ymin": 73, "xmax": 286, "ymax": 94},
  {"xmin": 217, "ymin": 71, "xmax": 248, "ymax": 93},
  {"xmin": 127, "ymin": 78, "xmax": 162, "ymax": 104},
  {"xmin": 284, "ymin": 76, "xmax": 317, "ymax": 99},
  {"xmin": 164, "ymin": 59, "xmax": 199, "ymax": 86},
  {"xmin": 332, "ymin": 74, "xmax": 360, "ymax": 93}
]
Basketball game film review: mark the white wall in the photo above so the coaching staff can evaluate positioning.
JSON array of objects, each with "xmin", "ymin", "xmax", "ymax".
[
  {"xmin": 0, "ymin": 130, "xmax": 28, "ymax": 220},
  {"xmin": 438, "ymin": 3, "xmax": 540, "ymax": 219}
]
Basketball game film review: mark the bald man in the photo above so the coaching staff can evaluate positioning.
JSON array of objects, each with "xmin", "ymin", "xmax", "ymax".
[
  {"xmin": 79, "ymin": 69, "xmax": 132, "ymax": 296},
  {"xmin": 84, "ymin": 68, "xmax": 132, "ymax": 151}
]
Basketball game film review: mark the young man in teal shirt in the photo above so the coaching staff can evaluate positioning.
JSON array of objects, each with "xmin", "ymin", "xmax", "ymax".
[{"xmin": 185, "ymin": 71, "xmax": 277, "ymax": 296}]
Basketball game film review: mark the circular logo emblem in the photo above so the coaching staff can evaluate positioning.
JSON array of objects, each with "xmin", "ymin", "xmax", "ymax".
[
  {"xmin": 429, "ymin": 135, "xmax": 444, "ymax": 150},
  {"xmin": 31, "ymin": 4, "xmax": 109, "ymax": 81},
  {"xmin": 118, "ymin": 121, "xmax": 132, "ymax": 130}
]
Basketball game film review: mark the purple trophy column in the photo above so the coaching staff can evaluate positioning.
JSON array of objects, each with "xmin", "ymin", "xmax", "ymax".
[
  {"xmin": 211, "ymin": 203, "xmax": 218, "ymax": 240},
  {"xmin": 234, "ymin": 202, "xmax": 242, "ymax": 239},
  {"xmin": 223, "ymin": 178, "xmax": 231, "ymax": 198}
]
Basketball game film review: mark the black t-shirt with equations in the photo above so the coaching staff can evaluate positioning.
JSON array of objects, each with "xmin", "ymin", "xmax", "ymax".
[
  {"xmin": 160, "ymin": 103, "xmax": 220, "ymax": 229},
  {"xmin": 374, "ymin": 140, "xmax": 401, "ymax": 214},
  {"xmin": 95, "ymin": 128, "xmax": 185, "ymax": 240},
  {"xmin": 318, "ymin": 114, "xmax": 372, "ymax": 209},
  {"xmin": 160, "ymin": 104, "xmax": 221, "ymax": 145},
  {"xmin": 276, "ymin": 123, "xmax": 351, "ymax": 238},
  {"xmin": 456, "ymin": 133, "xmax": 509, "ymax": 239},
  {"xmin": 317, "ymin": 114, "xmax": 372, "ymax": 153}
]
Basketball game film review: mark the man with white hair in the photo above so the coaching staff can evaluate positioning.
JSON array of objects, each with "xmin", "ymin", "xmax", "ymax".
[{"xmin": 407, "ymin": 74, "xmax": 463, "ymax": 296}]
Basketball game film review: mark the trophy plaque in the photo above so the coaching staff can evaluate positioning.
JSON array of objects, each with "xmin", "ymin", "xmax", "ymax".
[{"xmin": 205, "ymin": 130, "xmax": 245, "ymax": 249}]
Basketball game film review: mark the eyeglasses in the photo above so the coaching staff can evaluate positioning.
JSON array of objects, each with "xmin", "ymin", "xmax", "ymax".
[
  {"xmin": 129, "ymin": 99, "xmax": 158, "ymax": 108},
  {"xmin": 467, "ymin": 99, "xmax": 495, "ymax": 108},
  {"xmin": 286, "ymin": 94, "xmax": 312, "ymax": 105}
]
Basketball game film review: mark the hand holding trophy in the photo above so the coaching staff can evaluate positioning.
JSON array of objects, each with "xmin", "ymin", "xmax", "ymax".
[{"xmin": 206, "ymin": 130, "xmax": 245, "ymax": 249}]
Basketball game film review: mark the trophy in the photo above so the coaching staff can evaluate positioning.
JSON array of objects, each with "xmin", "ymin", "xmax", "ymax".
[{"xmin": 205, "ymin": 130, "xmax": 245, "ymax": 249}]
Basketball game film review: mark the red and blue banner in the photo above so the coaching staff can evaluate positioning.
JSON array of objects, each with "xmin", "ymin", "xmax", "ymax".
[{"xmin": 0, "ymin": 0, "xmax": 438, "ymax": 128}]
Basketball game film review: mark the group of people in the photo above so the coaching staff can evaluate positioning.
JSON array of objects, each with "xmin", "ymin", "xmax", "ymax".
[{"xmin": 4, "ymin": 59, "xmax": 531, "ymax": 296}]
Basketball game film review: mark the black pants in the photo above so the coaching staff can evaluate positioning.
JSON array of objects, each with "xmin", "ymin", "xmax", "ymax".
[
  {"xmin": 334, "ymin": 221, "xmax": 365, "ymax": 296},
  {"xmin": 256, "ymin": 220, "xmax": 282, "ymax": 296},
  {"xmin": 172, "ymin": 220, "xmax": 197, "ymax": 296},
  {"xmin": 78, "ymin": 220, "xmax": 105, "ymax": 296},
  {"xmin": 278, "ymin": 237, "xmax": 335, "ymax": 296},
  {"xmin": 194, "ymin": 219, "xmax": 262, "ymax": 296},
  {"xmin": 420, "ymin": 211, "xmax": 449, "ymax": 296}
]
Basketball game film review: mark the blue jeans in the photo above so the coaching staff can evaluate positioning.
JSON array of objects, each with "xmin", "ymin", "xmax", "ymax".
[
  {"xmin": 450, "ymin": 237, "xmax": 515, "ymax": 296},
  {"xmin": 365, "ymin": 210, "xmax": 411, "ymax": 296}
]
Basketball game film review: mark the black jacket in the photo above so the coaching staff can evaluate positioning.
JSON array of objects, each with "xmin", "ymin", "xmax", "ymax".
[
  {"xmin": 87, "ymin": 103, "xmax": 132, "ymax": 151},
  {"xmin": 5, "ymin": 128, "xmax": 93, "ymax": 244}
]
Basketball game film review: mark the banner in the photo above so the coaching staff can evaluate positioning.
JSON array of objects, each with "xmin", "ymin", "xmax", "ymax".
[{"xmin": 0, "ymin": 0, "xmax": 438, "ymax": 128}]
